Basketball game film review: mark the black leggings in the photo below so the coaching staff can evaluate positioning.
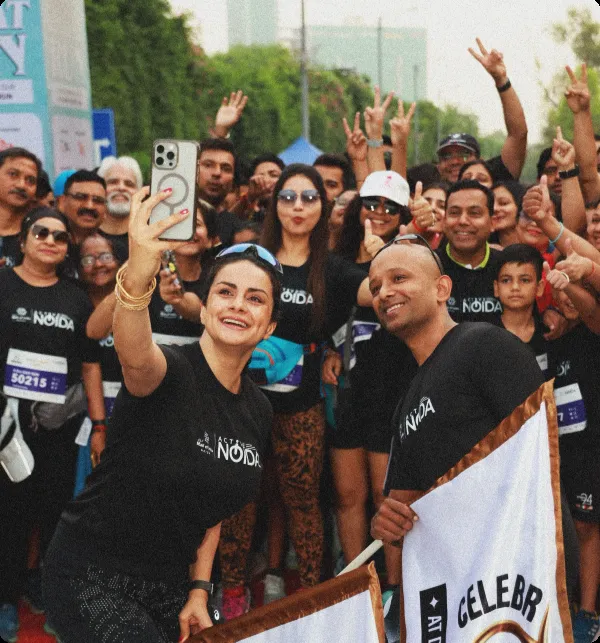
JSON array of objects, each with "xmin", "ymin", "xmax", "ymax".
[{"xmin": 43, "ymin": 524, "xmax": 188, "ymax": 643}]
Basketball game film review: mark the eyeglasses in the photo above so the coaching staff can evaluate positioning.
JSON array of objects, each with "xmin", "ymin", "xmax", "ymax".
[
  {"xmin": 361, "ymin": 197, "xmax": 402, "ymax": 216},
  {"xmin": 30, "ymin": 223, "xmax": 70, "ymax": 245},
  {"xmin": 216, "ymin": 243, "xmax": 284, "ymax": 275},
  {"xmin": 277, "ymin": 189, "xmax": 320, "ymax": 206},
  {"xmin": 374, "ymin": 233, "xmax": 444, "ymax": 275},
  {"xmin": 438, "ymin": 150, "xmax": 472, "ymax": 163},
  {"xmin": 66, "ymin": 192, "xmax": 107, "ymax": 206},
  {"xmin": 80, "ymin": 252, "xmax": 115, "ymax": 267}
]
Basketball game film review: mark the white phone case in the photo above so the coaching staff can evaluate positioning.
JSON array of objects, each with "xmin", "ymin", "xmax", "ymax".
[{"xmin": 149, "ymin": 139, "xmax": 199, "ymax": 240}]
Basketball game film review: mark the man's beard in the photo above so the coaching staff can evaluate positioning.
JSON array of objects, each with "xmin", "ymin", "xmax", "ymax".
[{"xmin": 107, "ymin": 192, "xmax": 131, "ymax": 218}]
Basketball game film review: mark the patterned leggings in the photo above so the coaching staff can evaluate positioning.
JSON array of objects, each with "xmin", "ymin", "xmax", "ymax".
[{"xmin": 220, "ymin": 403, "xmax": 325, "ymax": 587}]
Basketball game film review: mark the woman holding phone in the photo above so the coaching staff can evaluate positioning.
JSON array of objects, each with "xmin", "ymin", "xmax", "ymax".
[{"xmin": 43, "ymin": 186, "xmax": 282, "ymax": 643}]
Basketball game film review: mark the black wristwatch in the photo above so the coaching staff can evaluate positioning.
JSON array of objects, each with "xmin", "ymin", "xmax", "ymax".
[
  {"xmin": 558, "ymin": 165, "xmax": 580, "ymax": 179},
  {"xmin": 189, "ymin": 580, "xmax": 214, "ymax": 595}
]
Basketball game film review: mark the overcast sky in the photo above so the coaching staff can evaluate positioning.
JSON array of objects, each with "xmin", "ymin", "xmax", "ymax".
[{"xmin": 168, "ymin": 0, "xmax": 600, "ymax": 143}]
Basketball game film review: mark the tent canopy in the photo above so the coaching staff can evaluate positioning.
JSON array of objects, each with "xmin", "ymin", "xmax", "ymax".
[{"xmin": 278, "ymin": 136, "xmax": 323, "ymax": 166}]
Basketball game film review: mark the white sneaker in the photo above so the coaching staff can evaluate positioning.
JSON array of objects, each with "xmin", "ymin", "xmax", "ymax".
[{"xmin": 263, "ymin": 574, "xmax": 286, "ymax": 604}]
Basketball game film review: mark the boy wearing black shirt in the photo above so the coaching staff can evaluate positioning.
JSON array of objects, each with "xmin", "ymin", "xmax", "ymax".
[{"xmin": 493, "ymin": 244, "xmax": 550, "ymax": 378}]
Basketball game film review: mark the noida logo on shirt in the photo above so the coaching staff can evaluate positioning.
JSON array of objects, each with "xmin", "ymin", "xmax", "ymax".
[
  {"xmin": 281, "ymin": 288, "xmax": 313, "ymax": 305},
  {"xmin": 196, "ymin": 433, "xmax": 262, "ymax": 468},
  {"xmin": 400, "ymin": 396, "xmax": 435, "ymax": 441},
  {"xmin": 461, "ymin": 297, "xmax": 502, "ymax": 314},
  {"xmin": 12, "ymin": 308, "xmax": 75, "ymax": 331}
]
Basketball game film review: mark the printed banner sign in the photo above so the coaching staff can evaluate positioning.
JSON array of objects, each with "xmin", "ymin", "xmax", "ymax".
[
  {"xmin": 399, "ymin": 382, "xmax": 572, "ymax": 642},
  {"xmin": 192, "ymin": 563, "xmax": 385, "ymax": 643}
]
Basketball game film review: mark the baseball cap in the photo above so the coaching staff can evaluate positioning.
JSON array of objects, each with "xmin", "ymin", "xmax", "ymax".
[
  {"xmin": 359, "ymin": 171, "xmax": 410, "ymax": 206},
  {"xmin": 437, "ymin": 133, "xmax": 480, "ymax": 158}
]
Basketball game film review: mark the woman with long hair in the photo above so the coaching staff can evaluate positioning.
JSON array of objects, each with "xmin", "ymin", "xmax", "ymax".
[{"xmin": 43, "ymin": 188, "xmax": 283, "ymax": 643}]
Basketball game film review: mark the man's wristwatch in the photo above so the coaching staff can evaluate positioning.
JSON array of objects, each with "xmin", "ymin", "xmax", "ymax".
[
  {"xmin": 189, "ymin": 580, "xmax": 214, "ymax": 595},
  {"xmin": 558, "ymin": 165, "xmax": 580, "ymax": 179}
]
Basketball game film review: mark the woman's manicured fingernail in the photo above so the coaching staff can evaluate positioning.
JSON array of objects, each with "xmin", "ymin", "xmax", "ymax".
[
  {"xmin": 180, "ymin": 209, "xmax": 189, "ymax": 215},
  {"xmin": 163, "ymin": 188, "xmax": 172, "ymax": 194}
]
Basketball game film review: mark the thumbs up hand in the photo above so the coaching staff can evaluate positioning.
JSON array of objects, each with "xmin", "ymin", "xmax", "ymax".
[
  {"xmin": 555, "ymin": 237, "xmax": 595, "ymax": 283},
  {"xmin": 364, "ymin": 218, "xmax": 385, "ymax": 259}
]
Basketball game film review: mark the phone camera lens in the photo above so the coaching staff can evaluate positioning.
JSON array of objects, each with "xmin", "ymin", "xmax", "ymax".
[
  {"xmin": 157, "ymin": 145, "xmax": 165, "ymax": 154},
  {"xmin": 166, "ymin": 151, "xmax": 175, "ymax": 160},
  {"xmin": 156, "ymin": 157, "xmax": 164, "ymax": 166}
]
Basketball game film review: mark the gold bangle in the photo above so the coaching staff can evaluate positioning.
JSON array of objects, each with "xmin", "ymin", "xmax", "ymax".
[{"xmin": 114, "ymin": 264, "xmax": 156, "ymax": 310}]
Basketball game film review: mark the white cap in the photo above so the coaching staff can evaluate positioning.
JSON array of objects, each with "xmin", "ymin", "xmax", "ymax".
[{"xmin": 359, "ymin": 171, "xmax": 410, "ymax": 206}]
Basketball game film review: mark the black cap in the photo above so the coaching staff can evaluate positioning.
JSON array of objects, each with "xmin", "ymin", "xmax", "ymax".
[{"xmin": 437, "ymin": 133, "xmax": 480, "ymax": 158}]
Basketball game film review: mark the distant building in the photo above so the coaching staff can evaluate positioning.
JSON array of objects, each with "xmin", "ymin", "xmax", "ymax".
[
  {"xmin": 304, "ymin": 25, "xmax": 427, "ymax": 101},
  {"xmin": 227, "ymin": 0, "xmax": 278, "ymax": 47}
]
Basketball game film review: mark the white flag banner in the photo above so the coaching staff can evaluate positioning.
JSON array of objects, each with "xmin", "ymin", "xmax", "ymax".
[
  {"xmin": 399, "ymin": 381, "xmax": 572, "ymax": 643},
  {"xmin": 194, "ymin": 563, "xmax": 384, "ymax": 643}
]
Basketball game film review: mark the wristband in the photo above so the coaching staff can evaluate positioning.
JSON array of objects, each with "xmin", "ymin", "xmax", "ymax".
[
  {"xmin": 189, "ymin": 580, "xmax": 214, "ymax": 595},
  {"xmin": 549, "ymin": 222, "xmax": 565, "ymax": 245},
  {"xmin": 412, "ymin": 218, "xmax": 425, "ymax": 234},
  {"xmin": 497, "ymin": 79, "xmax": 511, "ymax": 93},
  {"xmin": 558, "ymin": 165, "xmax": 580, "ymax": 179},
  {"xmin": 92, "ymin": 420, "xmax": 107, "ymax": 433},
  {"xmin": 367, "ymin": 139, "xmax": 383, "ymax": 148}
]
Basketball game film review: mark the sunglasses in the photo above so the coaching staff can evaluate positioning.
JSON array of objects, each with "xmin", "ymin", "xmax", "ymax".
[
  {"xmin": 277, "ymin": 189, "xmax": 320, "ymax": 206},
  {"xmin": 361, "ymin": 197, "xmax": 402, "ymax": 216},
  {"xmin": 30, "ymin": 223, "xmax": 70, "ymax": 245},
  {"xmin": 374, "ymin": 233, "xmax": 444, "ymax": 275},
  {"xmin": 81, "ymin": 252, "xmax": 116, "ymax": 267},
  {"xmin": 438, "ymin": 150, "xmax": 472, "ymax": 163},
  {"xmin": 66, "ymin": 192, "xmax": 107, "ymax": 206},
  {"xmin": 216, "ymin": 243, "xmax": 283, "ymax": 275}
]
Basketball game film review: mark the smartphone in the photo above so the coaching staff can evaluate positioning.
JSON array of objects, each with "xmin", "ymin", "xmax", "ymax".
[
  {"xmin": 150, "ymin": 139, "xmax": 199, "ymax": 241},
  {"xmin": 161, "ymin": 250, "xmax": 185, "ymax": 293}
]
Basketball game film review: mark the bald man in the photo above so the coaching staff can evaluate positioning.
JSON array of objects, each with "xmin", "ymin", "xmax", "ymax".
[{"xmin": 367, "ymin": 241, "xmax": 577, "ymax": 607}]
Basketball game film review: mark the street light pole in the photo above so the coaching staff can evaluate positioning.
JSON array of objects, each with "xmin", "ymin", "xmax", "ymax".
[{"xmin": 300, "ymin": 0, "xmax": 310, "ymax": 141}]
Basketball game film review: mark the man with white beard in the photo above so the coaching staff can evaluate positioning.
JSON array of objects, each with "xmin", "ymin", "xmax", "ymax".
[{"xmin": 97, "ymin": 156, "xmax": 142, "ymax": 262}]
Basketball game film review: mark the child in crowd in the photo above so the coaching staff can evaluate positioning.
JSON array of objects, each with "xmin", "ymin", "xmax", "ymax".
[{"xmin": 493, "ymin": 244, "xmax": 550, "ymax": 378}]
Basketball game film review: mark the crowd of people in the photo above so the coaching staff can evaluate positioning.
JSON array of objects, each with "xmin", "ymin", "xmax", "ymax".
[{"xmin": 1, "ymin": 38, "xmax": 600, "ymax": 643}]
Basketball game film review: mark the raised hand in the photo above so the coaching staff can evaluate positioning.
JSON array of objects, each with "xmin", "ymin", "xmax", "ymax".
[
  {"xmin": 551, "ymin": 126, "xmax": 576, "ymax": 170},
  {"xmin": 522, "ymin": 176, "xmax": 552, "ymax": 223},
  {"xmin": 555, "ymin": 238, "xmax": 594, "ymax": 283},
  {"xmin": 364, "ymin": 85, "xmax": 394, "ymax": 140},
  {"xmin": 468, "ymin": 38, "xmax": 508, "ymax": 86},
  {"xmin": 565, "ymin": 64, "xmax": 590, "ymax": 114},
  {"xmin": 364, "ymin": 218, "xmax": 385, "ymax": 259},
  {"xmin": 389, "ymin": 99, "xmax": 416, "ymax": 148},
  {"xmin": 409, "ymin": 181, "xmax": 436, "ymax": 230},
  {"xmin": 544, "ymin": 261, "xmax": 571, "ymax": 292},
  {"xmin": 342, "ymin": 112, "xmax": 367, "ymax": 162},
  {"xmin": 214, "ymin": 90, "xmax": 248, "ymax": 136}
]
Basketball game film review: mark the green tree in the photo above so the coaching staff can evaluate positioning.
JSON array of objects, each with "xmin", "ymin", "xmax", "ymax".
[{"xmin": 551, "ymin": 8, "xmax": 600, "ymax": 68}]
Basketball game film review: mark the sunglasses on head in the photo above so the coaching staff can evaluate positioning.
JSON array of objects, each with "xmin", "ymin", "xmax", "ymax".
[
  {"xmin": 216, "ymin": 243, "xmax": 283, "ymax": 275},
  {"xmin": 374, "ymin": 233, "xmax": 444, "ymax": 275},
  {"xmin": 30, "ymin": 223, "xmax": 70, "ymax": 245},
  {"xmin": 81, "ymin": 252, "xmax": 115, "ymax": 267},
  {"xmin": 361, "ymin": 197, "xmax": 402, "ymax": 216},
  {"xmin": 277, "ymin": 189, "xmax": 320, "ymax": 206}
]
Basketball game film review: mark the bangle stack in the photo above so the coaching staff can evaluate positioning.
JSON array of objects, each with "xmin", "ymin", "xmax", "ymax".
[{"xmin": 114, "ymin": 264, "xmax": 157, "ymax": 311}]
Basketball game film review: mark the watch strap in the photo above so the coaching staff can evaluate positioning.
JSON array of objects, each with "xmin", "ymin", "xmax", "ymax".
[{"xmin": 189, "ymin": 580, "xmax": 214, "ymax": 595}]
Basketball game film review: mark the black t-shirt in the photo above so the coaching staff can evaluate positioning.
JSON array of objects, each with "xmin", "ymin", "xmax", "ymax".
[
  {"xmin": 216, "ymin": 210, "xmax": 241, "ymax": 246},
  {"xmin": 438, "ymin": 245, "xmax": 502, "ymax": 323},
  {"xmin": 486, "ymin": 155, "xmax": 515, "ymax": 182},
  {"xmin": 385, "ymin": 323, "xmax": 544, "ymax": 492},
  {"xmin": 61, "ymin": 342, "xmax": 272, "ymax": 580},
  {"xmin": 263, "ymin": 253, "xmax": 365, "ymax": 414},
  {"xmin": 551, "ymin": 323, "xmax": 600, "ymax": 445},
  {"xmin": 493, "ymin": 314, "xmax": 552, "ymax": 380},
  {"xmin": 0, "ymin": 233, "xmax": 21, "ymax": 267},
  {"xmin": 149, "ymin": 278, "xmax": 204, "ymax": 345},
  {"xmin": 99, "ymin": 230, "xmax": 129, "ymax": 264},
  {"xmin": 97, "ymin": 332, "xmax": 122, "ymax": 417}
]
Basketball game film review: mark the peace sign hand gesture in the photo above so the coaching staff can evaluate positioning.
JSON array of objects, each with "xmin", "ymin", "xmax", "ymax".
[
  {"xmin": 364, "ymin": 85, "xmax": 394, "ymax": 140},
  {"xmin": 565, "ymin": 64, "xmax": 590, "ymax": 114},
  {"xmin": 468, "ymin": 38, "xmax": 508, "ymax": 86},
  {"xmin": 389, "ymin": 99, "xmax": 416, "ymax": 148},
  {"xmin": 342, "ymin": 112, "xmax": 368, "ymax": 162}
]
